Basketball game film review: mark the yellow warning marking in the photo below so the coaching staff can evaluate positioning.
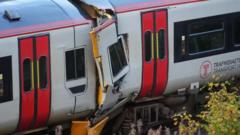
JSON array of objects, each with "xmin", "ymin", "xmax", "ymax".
[
  {"xmin": 89, "ymin": 31, "xmax": 100, "ymax": 58},
  {"xmin": 98, "ymin": 86, "xmax": 103, "ymax": 106}
]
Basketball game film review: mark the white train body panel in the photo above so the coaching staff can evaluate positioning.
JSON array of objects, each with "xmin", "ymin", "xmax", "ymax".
[
  {"xmin": 48, "ymin": 27, "xmax": 76, "ymax": 125},
  {"xmin": 73, "ymin": 25, "xmax": 96, "ymax": 114},
  {"xmin": 0, "ymin": 37, "xmax": 20, "ymax": 134},
  {"xmin": 117, "ymin": 11, "xmax": 143, "ymax": 97},
  {"xmin": 167, "ymin": 0, "xmax": 240, "ymax": 94}
]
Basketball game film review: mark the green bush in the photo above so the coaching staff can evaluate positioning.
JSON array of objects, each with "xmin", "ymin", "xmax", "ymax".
[{"xmin": 174, "ymin": 78, "xmax": 240, "ymax": 135}]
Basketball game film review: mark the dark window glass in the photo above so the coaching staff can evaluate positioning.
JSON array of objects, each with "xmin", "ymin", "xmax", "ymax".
[
  {"xmin": 189, "ymin": 22, "xmax": 223, "ymax": 34},
  {"xmin": 188, "ymin": 21, "xmax": 225, "ymax": 54},
  {"xmin": 66, "ymin": 50, "xmax": 75, "ymax": 80},
  {"xmin": 76, "ymin": 49, "xmax": 85, "ymax": 78},
  {"xmin": 65, "ymin": 48, "xmax": 85, "ymax": 81},
  {"xmin": 109, "ymin": 39, "xmax": 127, "ymax": 76},
  {"xmin": 69, "ymin": 85, "xmax": 85, "ymax": 94},
  {"xmin": 144, "ymin": 31, "xmax": 152, "ymax": 61},
  {"xmin": 233, "ymin": 17, "xmax": 240, "ymax": 45},
  {"xmin": 23, "ymin": 59, "xmax": 31, "ymax": 92},
  {"xmin": 39, "ymin": 56, "xmax": 47, "ymax": 89},
  {"xmin": 0, "ymin": 56, "xmax": 13, "ymax": 103},
  {"xmin": 158, "ymin": 29, "xmax": 165, "ymax": 59}
]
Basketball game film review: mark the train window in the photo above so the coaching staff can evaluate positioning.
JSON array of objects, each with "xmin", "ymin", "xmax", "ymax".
[
  {"xmin": 23, "ymin": 59, "xmax": 32, "ymax": 92},
  {"xmin": 0, "ymin": 56, "xmax": 13, "ymax": 103},
  {"xmin": 76, "ymin": 49, "xmax": 85, "ymax": 78},
  {"xmin": 188, "ymin": 21, "xmax": 225, "ymax": 54},
  {"xmin": 66, "ymin": 50, "xmax": 75, "ymax": 80},
  {"xmin": 65, "ymin": 48, "xmax": 85, "ymax": 81},
  {"xmin": 109, "ymin": 38, "xmax": 127, "ymax": 76},
  {"xmin": 174, "ymin": 12, "xmax": 240, "ymax": 63},
  {"xmin": 144, "ymin": 31, "xmax": 152, "ymax": 62},
  {"xmin": 158, "ymin": 29, "xmax": 165, "ymax": 59},
  {"xmin": 233, "ymin": 17, "xmax": 240, "ymax": 45},
  {"xmin": 39, "ymin": 56, "xmax": 47, "ymax": 89}
]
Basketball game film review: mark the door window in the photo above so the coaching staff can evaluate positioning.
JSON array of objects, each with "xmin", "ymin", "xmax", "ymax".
[
  {"xmin": 23, "ymin": 59, "xmax": 32, "ymax": 92},
  {"xmin": 158, "ymin": 29, "xmax": 165, "ymax": 59},
  {"xmin": 144, "ymin": 31, "xmax": 152, "ymax": 62},
  {"xmin": 39, "ymin": 56, "xmax": 47, "ymax": 89}
]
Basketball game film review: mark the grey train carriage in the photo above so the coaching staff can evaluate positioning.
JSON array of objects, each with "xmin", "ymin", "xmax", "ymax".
[
  {"xmin": 0, "ymin": 0, "xmax": 240, "ymax": 134},
  {"xmin": 0, "ymin": 0, "xmax": 96, "ymax": 134}
]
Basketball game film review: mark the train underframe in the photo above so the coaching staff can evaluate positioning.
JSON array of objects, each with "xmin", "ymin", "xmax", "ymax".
[{"xmin": 104, "ymin": 89, "xmax": 207, "ymax": 135}]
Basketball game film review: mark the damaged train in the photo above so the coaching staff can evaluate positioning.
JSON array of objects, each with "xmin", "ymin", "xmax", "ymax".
[{"xmin": 0, "ymin": 0, "xmax": 239, "ymax": 134}]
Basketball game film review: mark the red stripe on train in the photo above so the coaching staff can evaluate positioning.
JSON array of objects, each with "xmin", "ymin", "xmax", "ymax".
[{"xmin": 115, "ymin": 0, "xmax": 206, "ymax": 13}]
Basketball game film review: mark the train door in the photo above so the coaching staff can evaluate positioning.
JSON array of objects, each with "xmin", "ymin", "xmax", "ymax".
[
  {"xmin": 18, "ymin": 35, "xmax": 51, "ymax": 131},
  {"xmin": 155, "ymin": 10, "xmax": 168, "ymax": 96},
  {"xmin": 140, "ymin": 10, "xmax": 168, "ymax": 97},
  {"xmin": 141, "ymin": 11, "xmax": 155, "ymax": 97}
]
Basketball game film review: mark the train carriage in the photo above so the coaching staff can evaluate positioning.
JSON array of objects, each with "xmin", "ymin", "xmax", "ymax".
[
  {"xmin": 109, "ymin": 0, "xmax": 240, "ymax": 97},
  {"xmin": 100, "ymin": 0, "xmax": 240, "ymax": 132},
  {"xmin": 0, "ymin": 0, "xmax": 240, "ymax": 134},
  {"xmin": 0, "ymin": 0, "xmax": 96, "ymax": 134}
]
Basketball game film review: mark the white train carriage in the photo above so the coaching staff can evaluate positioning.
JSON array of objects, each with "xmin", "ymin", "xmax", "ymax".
[
  {"xmin": 0, "ymin": 0, "xmax": 96, "ymax": 134},
  {"xmin": 86, "ymin": 0, "xmax": 240, "ymax": 132},
  {"xmin": 107, "ymin": 0, "xmax": 240, "ymax": 99}
]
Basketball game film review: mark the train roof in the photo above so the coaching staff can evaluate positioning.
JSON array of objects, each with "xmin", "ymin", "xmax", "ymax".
[
  {"xmin": 0, "ymin": 0, "xmax": 90, "ymax": 38},
  {"xmin": 109, "ymin": 0, "xmax": 206, "ymax": 13}
]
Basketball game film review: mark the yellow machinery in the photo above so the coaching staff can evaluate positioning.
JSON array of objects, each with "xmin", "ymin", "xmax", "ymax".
[{"xmin": 71, "ymin": 117, "xmax": 109, "ymax": 135}]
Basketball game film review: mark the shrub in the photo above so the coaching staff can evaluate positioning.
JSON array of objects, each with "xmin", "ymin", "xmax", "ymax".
[{"xmin": 174, "ymin": 78, "xmax": 240, "ymax": 135}]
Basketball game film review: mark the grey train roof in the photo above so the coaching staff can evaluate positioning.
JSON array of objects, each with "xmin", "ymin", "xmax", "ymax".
[{"xmin": 0, "ymin": 0, "xmax": 89, "ymax": 36}]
